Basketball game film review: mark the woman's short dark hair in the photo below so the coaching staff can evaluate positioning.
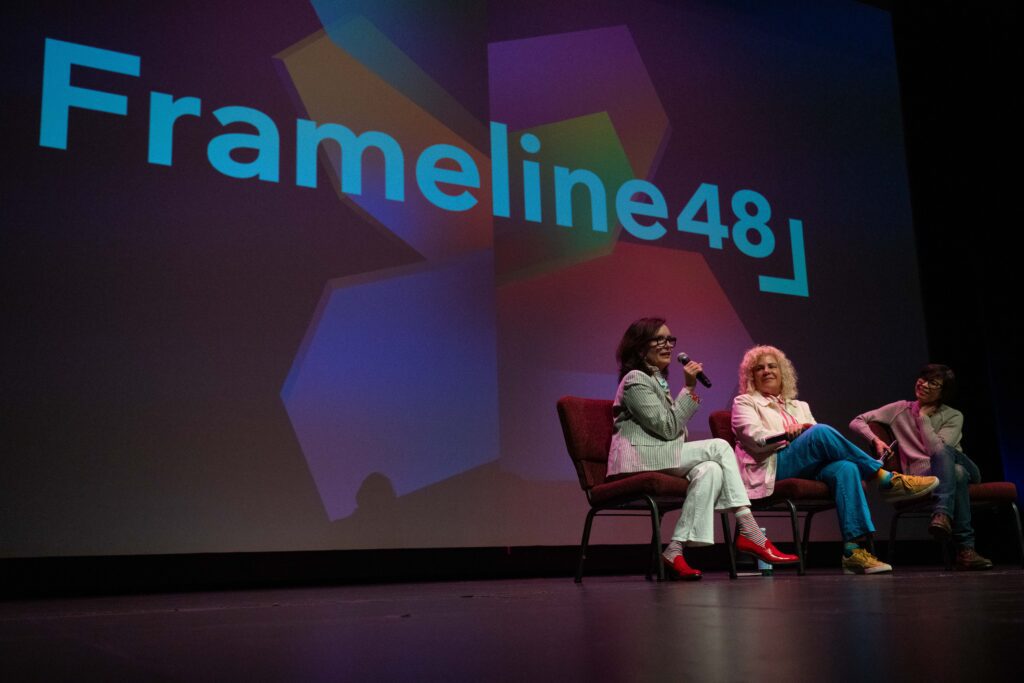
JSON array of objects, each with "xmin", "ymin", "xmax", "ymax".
[
  {"xmin": 616, "ymin": 317, "xmax": 667, "ymax": 381},
  {"xmin": 919, "ymin": 364, "xmax": 956, "ymax": 404}
]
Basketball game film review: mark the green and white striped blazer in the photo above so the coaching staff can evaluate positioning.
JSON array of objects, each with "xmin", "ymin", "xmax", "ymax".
[{"xmin": 608, "ymin": 369, "xmax": 701, "ymax": 476}]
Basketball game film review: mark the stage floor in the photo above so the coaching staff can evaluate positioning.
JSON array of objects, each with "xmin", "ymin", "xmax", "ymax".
[{"xmin": 3, "ymin": 567, "xmax": 1022, "ymax": 681}]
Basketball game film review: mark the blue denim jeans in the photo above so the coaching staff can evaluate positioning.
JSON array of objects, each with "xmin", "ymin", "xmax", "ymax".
[
  {"xmin": 776, "ymin": 424, "xmax": 883, "ymax": 541},
  {"xmin": 930, "ymin": 445, "xmax": 981, "ymax": 547}
]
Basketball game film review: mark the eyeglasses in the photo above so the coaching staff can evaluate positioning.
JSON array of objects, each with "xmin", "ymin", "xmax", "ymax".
[
  {"xmin": 918, "ymin": 378, "xmax": 943, "ymax": 390},
  {"xmin": 648, "ymin": 335, "xmax": 677, "ymax": 347}
]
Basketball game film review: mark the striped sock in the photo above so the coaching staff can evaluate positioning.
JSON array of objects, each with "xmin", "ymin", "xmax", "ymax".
[
  {"xmin": 735, "ymin": 509, "xmax": 767, "ymax": 547},
  {"xmin": 663, "ymin": 540, "xmax": 684, "ymax": 561}
]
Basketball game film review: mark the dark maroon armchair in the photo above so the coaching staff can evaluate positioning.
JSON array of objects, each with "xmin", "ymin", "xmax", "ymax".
[{"xmin": 557, "ymin": 396, "xmax": 738, "ymax": 582}]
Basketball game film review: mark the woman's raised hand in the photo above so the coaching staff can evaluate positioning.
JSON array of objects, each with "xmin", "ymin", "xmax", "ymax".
[{"xmin": 681, "ymin": 360, "xmax": 703, "ymax": 388}]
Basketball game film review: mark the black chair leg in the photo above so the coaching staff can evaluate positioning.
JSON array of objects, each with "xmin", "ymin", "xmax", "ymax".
[
  {"xmin": 802, "ymin": 511, "xmax": 816, "ymax": 563},
  {"xmin": 647, "ymin": 507, "xmax": 666, "ymax": 581},
  {"xmin": 888, "ymin": 512, "xmax": 901, "ymax": 564},
  {"xmin": 786, "ymin": 500, "xmax": 805, "ymax": 576},
  {"xmin": 1010, "ymin": 501, "xmax": 1024, "ymax": 569},
  {"xmin": 721, "ymin": 512, "xmax": 737, "ymax": 579},
  {"xmin": 575, "ymin": 508, "xmax": 599, "ymax": 583},
  {"xmin": 646, "ymin": 525, "xmax": 658, "ymax": 581},
  {"xmin": 642, "ymin": 496, "xmax": 666, "ymax": 582}
]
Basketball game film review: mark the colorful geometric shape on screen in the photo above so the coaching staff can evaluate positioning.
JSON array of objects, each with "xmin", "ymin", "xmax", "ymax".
[
  {"xmin": 489, "ymin": 25, "xmax": 670, "ymax": 180},
  {"xmin": 275, "ymin": 23, "xmax": 492, "ymax": 261},
  {"xmin": 496, "ymin": 242, "xmax": 755, "ymax": 479},
  {"xmin": 281, "ymin": 251, "xmax": 499, "ymax": 520},
  {"xmin": 495, "ymin": 112, "xmax": 632, "ymax": 282}
]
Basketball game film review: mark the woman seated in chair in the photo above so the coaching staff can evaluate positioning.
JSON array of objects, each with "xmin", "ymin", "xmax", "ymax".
[
  {"xmin": 850, "ymin": 364, "xmax": 992, "ymax": 570},
  {"xmin": 731, "ymin": 345, "xmax": 940, "ymax": 575},
  {"xmin": 609, "ymin": 318, "xmax": 798, "ymax": 580}
]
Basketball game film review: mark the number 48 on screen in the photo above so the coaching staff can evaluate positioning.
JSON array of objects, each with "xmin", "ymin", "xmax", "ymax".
[{"xmin": 677, "ymin": 183, "xmax": 808, "ymax": 297}]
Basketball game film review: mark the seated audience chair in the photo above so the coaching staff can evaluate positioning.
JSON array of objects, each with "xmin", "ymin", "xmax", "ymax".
[
  {"xmin": 709, "ymin": 410, "xmax": 842, "ymax": 575},
  {"xmin": 863, "ymin": 422, "xmax": 1023, "ymax": 568},
  {"xmin": 557, "ymin": 396, "xmax": 739, "ymax": 582}
]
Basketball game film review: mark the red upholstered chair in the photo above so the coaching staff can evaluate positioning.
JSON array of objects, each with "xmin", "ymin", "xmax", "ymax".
[
  {"xmin": 708, "ymin": 410, "xmax": 838, "ymax": 575},
  {"xmin": 557, "ymin": 396, "xmax": 739, "ymax": 582},
  {"xmin": 863, "ymin": 422, "xmax": 1024, "ymax": 568}
]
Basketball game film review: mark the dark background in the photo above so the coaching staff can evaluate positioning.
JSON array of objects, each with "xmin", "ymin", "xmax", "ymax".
[{"xmin": 884, "ymin": 0, "xmax": 1021, "ymax": 488}]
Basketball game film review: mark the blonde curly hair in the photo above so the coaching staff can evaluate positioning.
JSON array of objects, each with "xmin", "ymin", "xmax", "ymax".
[{"xmin": 737, "ymin": 345, "xmax": 799, "ymax": 399}]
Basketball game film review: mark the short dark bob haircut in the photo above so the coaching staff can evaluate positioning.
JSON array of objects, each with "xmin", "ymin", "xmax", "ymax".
[
  {"xmin": 919, "ymin": 363, "xmax": 956, "ymax": 404},
  {"xmin": 616, "ymin": 317, "xmax": 668, "ymax": 381}
]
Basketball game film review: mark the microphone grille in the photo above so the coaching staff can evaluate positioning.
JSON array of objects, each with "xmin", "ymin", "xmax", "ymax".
[{"xmin": 676, "ymin": 352, "xmax": 690, "ymax": 365}]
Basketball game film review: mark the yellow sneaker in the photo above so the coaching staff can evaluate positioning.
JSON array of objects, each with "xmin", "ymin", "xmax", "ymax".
[
  {"xmin": 880, "ymin": 472, "xmax": 940, "ymax": 502},
  {"xmin": 842, "ymin": 548, "xmax": 893, "ymax": 575}
]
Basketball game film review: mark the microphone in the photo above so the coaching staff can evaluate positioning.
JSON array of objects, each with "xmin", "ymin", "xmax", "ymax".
[{"xmin": 677, "ymin": 352, "xmax": 712, "ymax": 388}]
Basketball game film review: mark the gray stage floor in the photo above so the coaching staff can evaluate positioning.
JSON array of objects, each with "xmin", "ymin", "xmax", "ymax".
[{"xmin": 2, "ymin": 568, "xmax": 1022, "ymax": 682}]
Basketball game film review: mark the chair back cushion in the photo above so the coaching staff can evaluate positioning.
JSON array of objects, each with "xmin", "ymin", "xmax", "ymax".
[
  {"xmin": 968, "ymin": 482, "xmax": 1018, "ymax": 503},
  {"xmin": 557, "ymin": 396, "xmax": 615, "ymax": 491},
  {"xmin": 708, "ymin": 410, "xmax": 736, "ymax": 447}
]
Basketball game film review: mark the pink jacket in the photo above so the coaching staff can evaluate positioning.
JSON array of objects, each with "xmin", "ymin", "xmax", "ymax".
[{"xmin": 731, "ymin": 392, "xmax": 816, "ymax": 498}]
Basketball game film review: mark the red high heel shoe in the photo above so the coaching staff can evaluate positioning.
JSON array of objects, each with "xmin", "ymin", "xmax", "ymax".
[
  {"xmin": 736, "ymin": 535, "xmax": 800, "ymax": 565},
  {"xmin": 662, "ymin": 554, "xmax": 702, "ymax": 580}
]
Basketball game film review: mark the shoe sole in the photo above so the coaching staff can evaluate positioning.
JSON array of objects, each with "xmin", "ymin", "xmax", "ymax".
[
  {"xmin": 954, "ymin": 563, "xmax": 994, "ymax": 571},
  {"xmin": 843, "ymin": 565, "xmax": 892, "ymax": 573},
  {"xmin": 661, "ymin": 555, "xmax": 702, "ymax": 581},
  {"xmin": 881, "ymin": 477, "xmax": 940, "ymax": 503},
  {"xmin": 842, "ymin": 564, "xmax": 893, "ymax": 575}
]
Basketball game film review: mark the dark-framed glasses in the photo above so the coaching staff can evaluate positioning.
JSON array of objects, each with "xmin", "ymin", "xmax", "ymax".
[
  {"xmin": 918, "ymin": 378, "xmax": 943, "ymax": 390},
  {"xmin": 649, "ymin": 335, "xmax": 678, "ymax": 347}
]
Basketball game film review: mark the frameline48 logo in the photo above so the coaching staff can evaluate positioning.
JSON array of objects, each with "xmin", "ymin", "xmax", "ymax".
[{"xmin": 38, "ymin": 36, "xmax": 808, "ymax": 298}]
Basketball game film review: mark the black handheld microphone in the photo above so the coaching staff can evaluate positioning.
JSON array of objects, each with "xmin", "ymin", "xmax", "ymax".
[{"xmin": 677, "ymin": 352, "xmax": 712, "ymax": 388}]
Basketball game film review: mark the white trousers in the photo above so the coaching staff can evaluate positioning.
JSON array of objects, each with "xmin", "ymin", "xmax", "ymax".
[{"xmin": 663, "ymin": 438, "xmax": 751, "ymax": 546}]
